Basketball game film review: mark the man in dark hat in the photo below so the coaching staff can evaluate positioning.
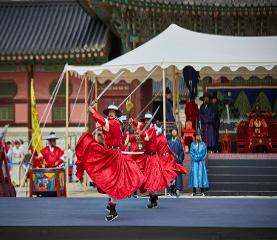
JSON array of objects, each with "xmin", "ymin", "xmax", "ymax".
[
  {"xmin": 199, "ymin": 93, "xmax": 216, "ymax": 152},
  {"xmin": 210, "ymin": 93, "xmax": 220, "ymax": 152},
  {"xmin": 165, "ymin": 87, "xmax": 175, "ymax": 122},
  {"xmin": 189, "ymin": 129, "xmax": 209, "ymax": 196},
  {"xmin": 40, "ymin": 132, "xmax": 64, "ymax": 168},
  {"xmin": 168, "ymin": 127, "xmax": 185, "ymax": 196}
]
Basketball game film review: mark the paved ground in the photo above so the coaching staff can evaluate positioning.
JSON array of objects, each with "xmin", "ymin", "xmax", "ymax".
[{"xmin": 1, "ymin": 197, "xmax": 277, "ymax": 227}]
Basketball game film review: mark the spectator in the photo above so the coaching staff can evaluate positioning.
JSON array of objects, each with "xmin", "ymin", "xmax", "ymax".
[
  {"xmin": 189, "ymin": 129, "xmax": 209, "ymax": 196},
  {"xmin": 165, "ymin": 87, "xmax": 175, "ymax": 122},
  {"xmin": 199, "ymin": 93, "xmax": 216, "ymax": 152},
  {"xmin": 11, "ymin": 140, "xmax": 24, "ymax": 186},
  {"xmin": 210, "ymin": 93, "xmax": 220, "ymax": 152},
  {"xmin": 168, "ymin": 127, "xmax": 185, "ymax": 196}
]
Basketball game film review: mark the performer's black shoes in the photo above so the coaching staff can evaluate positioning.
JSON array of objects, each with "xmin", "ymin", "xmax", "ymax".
[
  {"xmin": 147, "ymin": 194, "xmax": 158, "ymax": 208},
  {"xmin": 105, "ymin": 202, "xmax": 118, "ymax": 221},
  {"xmin": 105, "ymin": 211, "xmax": 118, "ymax": 222},
  {"xmin": 146, "ymin": 202, "xmax": 158, "ymax": 208}
]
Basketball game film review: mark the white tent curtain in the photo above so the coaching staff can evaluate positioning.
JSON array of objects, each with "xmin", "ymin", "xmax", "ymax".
[{"xmin": 65, "ymin": 24, "xmax": 277, "ymax": 83}]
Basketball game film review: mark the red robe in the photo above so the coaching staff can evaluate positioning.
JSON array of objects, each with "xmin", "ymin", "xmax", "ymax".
[
  {"xmin": 128, "ymin": 134, "xmax": 140, "ymax": 152},
  {"xmin": 75, "ymin": 109, "xmax": 145, "ymax": 199},
  {"xmin": 132, "ymin": 123, "xmax": 169, "ymax": 193},
  {"xmin": 185, "ymin": 100, "xmax": 199, "ymax": 129},
  {"xmin": 156, "ymin": 134, "xmax": 186, "ymax": 183},
  {"xmin": 40, "ymin": 146, "xmax": 64, "ymax": 168}
]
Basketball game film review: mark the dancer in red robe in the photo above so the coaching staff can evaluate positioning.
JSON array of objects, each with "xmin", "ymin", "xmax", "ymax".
[
  {"xmin": 131, "ymin": 112, "xmax": 169, "ymax": 208},
  {"xmin": 40, "ymin": 132, "xmax": 64, "ymax": 168},
  {"xmin": 75, "ymin": 103, "xmax": 144, "ymax": 221},
  {"xmin": 155, "ymin": 123, "xmax": 186, "ymax": 183}
]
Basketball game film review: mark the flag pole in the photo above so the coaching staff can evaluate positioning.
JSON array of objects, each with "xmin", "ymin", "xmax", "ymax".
[{"xmin": 65, "ymin": 70, "xmax": 69, "ymax": 197}]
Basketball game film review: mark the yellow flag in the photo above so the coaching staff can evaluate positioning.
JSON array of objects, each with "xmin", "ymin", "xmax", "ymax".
[
  {"xmin": 31, "ymin": 78, "xmax": 43, "ymax": 154},
  {"xmin": 126, "ymin": 97, "xmax": 134, "ymax": 112}
]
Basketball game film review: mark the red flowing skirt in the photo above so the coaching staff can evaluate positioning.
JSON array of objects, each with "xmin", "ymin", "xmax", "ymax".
[
  {"xmin": 75, "ymin": 132, "xmax": 145, "ymax": 199},
  {"xmin": 159, "ymin": 154, "xmax": 187, "ymax": 183},
  {"xmin": 128, "ymin": 153, "xmax": 169, "ymax": 193}
]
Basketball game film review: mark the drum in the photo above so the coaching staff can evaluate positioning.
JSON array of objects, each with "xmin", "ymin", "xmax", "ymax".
[{"xmin": 29, "ymin": 168, "xmax": 66, "ymax": 197}]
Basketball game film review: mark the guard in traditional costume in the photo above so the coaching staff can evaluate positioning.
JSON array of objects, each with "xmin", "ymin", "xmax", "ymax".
[
  {"xmin": 131, "ymin": 112, "xmax": 169, "ymax": 208},
  {"xmin": 75, "ymin": 103, "xmax": 145, "ymax": 221},
  {"xmin": 199, "ymin": 94, "xmax": 216, "ymax": 151},
  {"xmin": 185, "ymin": 96, "xmax": 199, "ymax": 130},
  {"xmin": 168, "ymin": 127, "xmax": 185, "ymax": 196},
  {"xmin": 155, "ymin": 123, "xmax": 186, "ymax": 185},
  {"xmin": 189, "ymin": 129, "xmax": 209, "ymax": 196},
  {"xmin": 165, "ymin": 87, "xmax": 175, "ymax": 122},
  {"xmin": 210, "ymin": 93, "xmax": 220, "ymax": 152},
  {"xmin": 40, "ymin": 132, "xmax": 64, "ymax": 168}
]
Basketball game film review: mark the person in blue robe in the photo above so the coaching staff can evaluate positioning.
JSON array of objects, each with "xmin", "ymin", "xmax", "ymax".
[
  {"xmin": 189, "ymin": 129, "xmax": 209, "ymax": 196},
  {"xmin": 165, "ymin": 87, "xmax": 175, "ymax": 122},
  {"xmin": 199, "ymin": 94, "xmax": 216, "ymax": 151},
  {"xmin": 168, "ymin": 127, "xmax": 185, "ymax": 196}
]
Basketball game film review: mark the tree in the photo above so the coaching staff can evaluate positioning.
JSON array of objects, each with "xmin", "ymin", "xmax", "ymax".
[
  {"xmin": 254, "ymin": 91, "xmax": 272, "ymax": 112},
  {"xmin": 234, "ymin": 91, "xmax": 251, "ymax": 118}
]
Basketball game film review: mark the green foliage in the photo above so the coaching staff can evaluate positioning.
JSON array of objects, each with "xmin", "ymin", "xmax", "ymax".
[
  {"xmin": 254, "ymin": 91, "xmax": 272, "ymax": 112},
  {"xmin": 234, "ymin": 91, "xmax": 251, "ymax": 118}
]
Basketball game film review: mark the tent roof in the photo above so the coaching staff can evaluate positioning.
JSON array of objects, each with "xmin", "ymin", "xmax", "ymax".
[{"xmin": 66, "ymin": 24, "xmax": 277, "ymax": 82}]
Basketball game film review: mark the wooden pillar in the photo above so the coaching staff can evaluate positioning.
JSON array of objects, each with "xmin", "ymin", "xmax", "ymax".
[
  {"xmin": 65, "ymin": 70, "xmax": 69, "ymax": 197},
  {"xmin": 27, "ymin": 64, "xmax": 34, "ymax": 142},
  {"xmin": 84, "ymin": 76, "xmax": 88, "ymax": 130}
]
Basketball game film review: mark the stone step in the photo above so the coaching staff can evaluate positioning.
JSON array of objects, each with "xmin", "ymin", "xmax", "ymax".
[
  {"xmin": 208, "ymin": 159, "xmax": 277, "ymax": 167},
  {"xmin": 208, "ymin": 174, "xmax": 277, "ymax": 183},
  {"xmin": 209, "ymin": 182, "xmax": 277, "ymax": 191},
  {"xmin": 208, "ymin": 166, "xmax": 277, "ymax": 175},
  {"xmin": 207, "ymin": 190, "xmax": 277, "ymax": 196}
]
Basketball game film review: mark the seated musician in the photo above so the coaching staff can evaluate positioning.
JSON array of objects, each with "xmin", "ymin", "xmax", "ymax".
[{"xmin": 40, "ymin": 132, "xmax": 64, "ymax": 168}]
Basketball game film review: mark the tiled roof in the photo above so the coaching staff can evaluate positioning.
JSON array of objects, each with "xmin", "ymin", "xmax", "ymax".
[
  {"xmin": 143, "ymin": 0, "xmax": 277, "ymax": 7},
  {"xmin": 0, "ymin": 0, "xmax": 110, "ymax": 62}
]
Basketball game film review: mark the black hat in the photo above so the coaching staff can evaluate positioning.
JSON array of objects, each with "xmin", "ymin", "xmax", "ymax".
[
  {"xmin": 166, "ymin": 87, "xmax": 172, "ymax": 94},
  {"xmin": 211, "ymin": 92, "xmax": 218, "ymax": 100},
  {"xmin": 199, "ymin": 93, "xmax": 211, "ymax": 101},
  {"xmin": 103, "ymin": 104, "xmax": 122, "ymax": 117},
  {"xmin": 195, "ymin": 129, "xmax": 202, "ymax": 136}
]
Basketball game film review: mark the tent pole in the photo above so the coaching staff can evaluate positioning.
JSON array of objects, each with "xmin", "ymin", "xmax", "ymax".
[
  {"xmin": 162, "ymin": 68, "xmax": 167, "ymax": 196},
  {"xmin": 172, "ymin": 66, "xmax": 176, "ymax": 121},
  {"xmin": 162, "ymin": 69, "xmax": 166, "ymax": 133},
  {"xmin": 176, "ymin": 71, "xmax": 181, "ymax": 137},
  {"xmin": 65, "ymin": 70, "xmax": 69, "ymax": 197}
]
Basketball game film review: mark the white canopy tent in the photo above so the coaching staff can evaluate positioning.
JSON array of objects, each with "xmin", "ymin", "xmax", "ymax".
[
  {"xmin": 66, "ymin": 24, "xmax": 277, "ymax": 82},
  {"xmin": 64, "ymin": 23, "xmax": 277, "ymax": 134},
  {"xmin": 62, "ymin": 24, "xmax": 277, "ymax": 194}
]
